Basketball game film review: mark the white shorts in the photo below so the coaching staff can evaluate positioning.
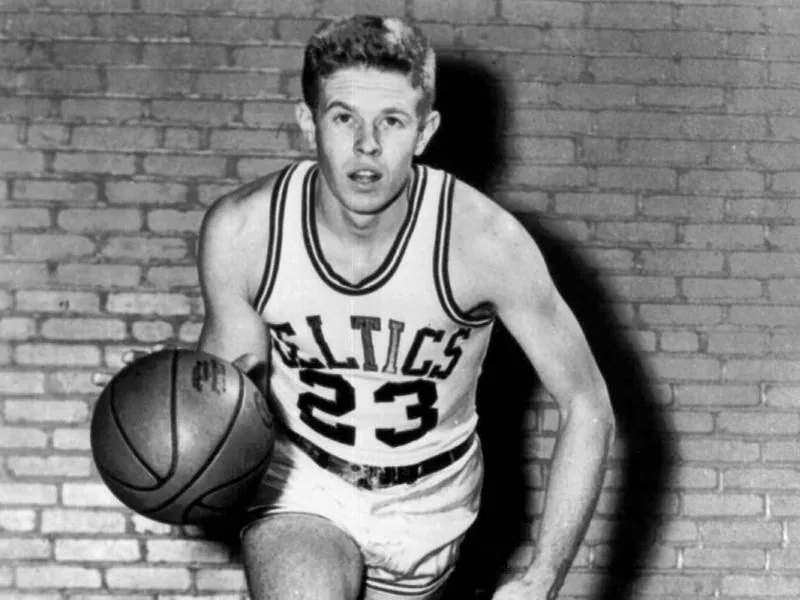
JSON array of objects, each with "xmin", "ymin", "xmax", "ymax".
[{"xmin": 242, "ymin": 431, "xmax": 484, "ymax": 599}]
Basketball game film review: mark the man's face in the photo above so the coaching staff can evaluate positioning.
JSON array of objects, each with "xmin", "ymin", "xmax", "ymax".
[{"xmin": 296, "ymin": 66, "xmax": 440, "ymax": 216}]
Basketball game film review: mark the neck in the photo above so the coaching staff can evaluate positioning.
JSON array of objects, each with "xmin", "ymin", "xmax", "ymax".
[{"xmin": 315, "ymin": 173, "xmax": 412, "ymax": 245}]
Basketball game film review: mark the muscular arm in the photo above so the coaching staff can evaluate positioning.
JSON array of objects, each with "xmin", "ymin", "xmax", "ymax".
[
  {"xmin": 497, "ymin": 237, "xmax": 613, "ymax": 596},
  {"xmin": 196, "ymin": 183, "xmax": 273, "ymax": 393},
  {"xmin": 452, "ymin": 187, "xmax": 615, "ymax": 597}
]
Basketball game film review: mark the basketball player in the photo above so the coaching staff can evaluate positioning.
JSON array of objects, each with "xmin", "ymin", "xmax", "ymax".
[{"xmin": 98, "ymin": 15, "xmax": 615, "ymax": 600}]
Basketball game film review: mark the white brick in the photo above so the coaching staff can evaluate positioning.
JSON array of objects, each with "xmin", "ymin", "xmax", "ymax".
[
  {"xmin": 0, "ymin": 483, "xmax": 57, "ymax": 506},
  {"xmin": 55, "ymin": 538, "xmax": 141, "ymax": 562},
  {"xmin": 146, "ymin": 539, "xmax": 230, "ymax": 563},
  {"xmin": 0, "ymin": 317, "xmax": 37, "ymax": 340},
  {"xmin": 178, "ymin": 321, "xmax": 202, "ymax": 343},
  {"xmin": 131, "ymin": 320, "xmax": 174, "ymax": 342},
  {"xmin": 52, "ymin": 428, "xmax": 91, "ymax": 450},
  {"xmin": 0, "ymin": 509, "xmax": 37, "ymax": 532},
  {"xmin": 4, "ymin": 399, "xmax": 89, "ymax": 423},
  {"xmin": 0, "ymin": 537, "xmax": 51, "ymax": 559},
  {"xmin": 41, "ymin": 318, "xmax": 127, "ymax": 341},
  {"xmin": 62, "ymin": 483, "xmax": 124, "ymax": 508},
  {"xmin": 0, "ymin": 371, "xmax": 46, "ymax": 395},
  {"xmin": 0, "ymin": 426, "xmax": 48, "ymax": 448},
  {"xmin": 195, "ymin": 567, "xmax": 248, "ymax": 591},
  {"xmin": 106, "ymin": 567, "xmax": 191, "ymax": 590},
  {"xmin": 15, "ymin": 290, "xmax": 100, "ymax": 313},
  {"xmin": 7, "ymin": 455, "xmax": 92, "ymax": 478},
  {"xmin": 106, "ymin": 293, "xmax": 191, "ymax": 316},
  {"xmin": 15, "ymin": 343, "xmax": 101, "ymax": 366},
  {"xmin": 16, "ymin": 566, "xmax": 102, "ymax": 589},
  {"xmin": 41, "ymin": 509, "xmax": 126, "ymax": 533}
]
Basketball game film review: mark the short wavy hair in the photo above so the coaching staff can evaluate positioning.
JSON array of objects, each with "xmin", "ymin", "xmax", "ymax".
[{"xmin": 301, "ymin": 15, "xmax": 436, "ymax": 118}]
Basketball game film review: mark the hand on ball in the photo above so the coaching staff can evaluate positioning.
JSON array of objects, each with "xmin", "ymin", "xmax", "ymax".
[{"xmin": 230, "ymin": 352, "xmax": 270, "ymax": 398}]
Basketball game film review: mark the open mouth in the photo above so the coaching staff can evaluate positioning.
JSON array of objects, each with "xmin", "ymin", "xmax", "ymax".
[{"xmin": 348, "ymin": 169, "xmax": 383, "ymax": 185}]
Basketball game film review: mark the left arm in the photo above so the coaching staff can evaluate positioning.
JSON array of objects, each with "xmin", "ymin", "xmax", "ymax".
[
  {"xmin": 497, "ymin": 276, "xmax": 614, "ymax": 598},
  {"xmin": 494, "ymin": 219, "xmax": 614, "ymax": 598},
  {"xmin": 453, "ymin": 191, "xmax": 615, "ymax": 599}
]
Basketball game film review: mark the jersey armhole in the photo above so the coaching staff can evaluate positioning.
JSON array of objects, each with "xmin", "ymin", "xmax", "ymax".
[
  {"xmin": 433, "ymin": 174, "xmax": 496, "ymax": 328},
  {"xmin": 252, "ymin": 163, "xmax": 297, "ymax": 315}
]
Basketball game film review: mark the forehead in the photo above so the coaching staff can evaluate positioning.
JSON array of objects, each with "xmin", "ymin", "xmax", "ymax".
[{"xmin": 319, "ymin": 66, "xmax": 423, "ymax": 112}]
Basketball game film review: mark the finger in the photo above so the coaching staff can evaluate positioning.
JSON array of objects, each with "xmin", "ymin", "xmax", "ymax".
[
  {"xmin": 91, "ymin": 372, "xmax": 113, "ymax": 388},
  {"xmin": 232, "ymin": 353, "xmax": 270, "ymax": 396},
  {"xmin": 232, "ymin": 353, "xmax": 261, "ymax": 373}
]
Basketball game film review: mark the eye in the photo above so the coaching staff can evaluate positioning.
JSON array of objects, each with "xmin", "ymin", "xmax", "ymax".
[
  {"xmin": 383, "ymin": 116, "xmax": 405, "ymax": 128},
  {"xmin": 332, "ymin": 112, "xmax": 352, "ymax": 125}
]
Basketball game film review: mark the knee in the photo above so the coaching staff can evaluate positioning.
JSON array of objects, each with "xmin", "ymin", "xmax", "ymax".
[{"xmin": 242, "ymin": 515, "xmax": 364, "ymax": 600}]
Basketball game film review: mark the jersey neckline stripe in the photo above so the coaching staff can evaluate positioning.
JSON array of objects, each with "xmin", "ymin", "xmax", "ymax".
[{"xmin": 302, "ymin": 164, "xmax": 427, "ymax": 296}]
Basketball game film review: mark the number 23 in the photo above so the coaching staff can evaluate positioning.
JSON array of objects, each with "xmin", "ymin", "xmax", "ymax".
[{"xmin": 297, "ymin": 369, "xmax": 438, "ymax": 448}]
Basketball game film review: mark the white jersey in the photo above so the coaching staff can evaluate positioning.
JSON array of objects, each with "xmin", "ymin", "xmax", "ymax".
[{"xmin": 252, "ymin": 160, "xmax": 494, "ymax": 466}]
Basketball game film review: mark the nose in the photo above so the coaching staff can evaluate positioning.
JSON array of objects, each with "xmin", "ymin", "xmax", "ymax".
[{"xmin": 355, "ymin": 123, "xmax": 381, "ymax": 156}]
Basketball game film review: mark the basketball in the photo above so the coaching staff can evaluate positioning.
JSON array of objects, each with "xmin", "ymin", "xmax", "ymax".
[{"xmin": 90, "ymin": 348, "xmax": 275, "ymax": 526}]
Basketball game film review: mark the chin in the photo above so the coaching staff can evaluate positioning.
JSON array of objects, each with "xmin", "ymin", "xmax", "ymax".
[
  {"xmin": 344, "ymin": 197, "xmax": 392, "ymax": 216},
  {"xmin": 341, "ymin": 185, "xmax": 394, "ymax": 213}
]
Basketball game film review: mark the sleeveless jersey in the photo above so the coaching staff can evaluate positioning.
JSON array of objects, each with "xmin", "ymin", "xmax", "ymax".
[{"xmin": 252, "ymin": 160, "xmax": 495, "ymax": 466}]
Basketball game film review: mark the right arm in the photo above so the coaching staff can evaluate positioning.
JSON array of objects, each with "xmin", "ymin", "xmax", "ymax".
[
  {"xmin": 196, "ymin": 180, "xmax": 274, "ymax": 392},
  {"xmin": 92, "ymin": 178, "xmax": 276, "ymax": 391}
]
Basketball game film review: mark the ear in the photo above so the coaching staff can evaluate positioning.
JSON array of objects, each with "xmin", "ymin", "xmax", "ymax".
[
  {"xmin": 414, "ymin": 110, "xmax": 441, "ymax": 156},
  {"xmin": 295, "ymin": 101, "xmax": 317, "ymax": 150}
]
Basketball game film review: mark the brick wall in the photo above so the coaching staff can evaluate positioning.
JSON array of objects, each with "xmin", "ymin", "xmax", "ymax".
[{"xmin": 1, "ymin": 0, "xmax": 799, "ymax": 597}]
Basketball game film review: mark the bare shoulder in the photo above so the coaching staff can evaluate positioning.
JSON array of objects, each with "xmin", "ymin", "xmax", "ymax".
[
  {"xmin": 448, "ymin": 178, "xmax": 549, "ymax": 311},
  {"xmin": 199, "ymin": 169, "xmax": 285, "ymax": 302},
  {"xmin": 202, "ymin": 170, "xmax": 281, "ymax": 239},
  {"xmin": 449, "ymin": 179, "xmax": 536, "ymax": 258}
]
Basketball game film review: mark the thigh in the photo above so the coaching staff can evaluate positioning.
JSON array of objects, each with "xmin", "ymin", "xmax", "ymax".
[{"xmin": 241, "ymin": 513, "xmax": 365, "ymax": 600}]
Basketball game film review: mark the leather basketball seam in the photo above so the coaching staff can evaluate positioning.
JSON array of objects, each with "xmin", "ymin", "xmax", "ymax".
[
  {"xmin": 192, "ymin": 441, "xmax": 273, "ymax": 516},
  {"xmin": 167, "ymin": 348, "xmax": 180, "ymax": 482},
  {"xmin": 189, "ymin": 370, "xmax": 274, "ymax": 519},
  {"xmin": 144, "ymin": 362, "xmax": 248, "ymax": 521},
  {"xmin": 107, "ymin": 373, "xmax": 164, "ymax": 489}
]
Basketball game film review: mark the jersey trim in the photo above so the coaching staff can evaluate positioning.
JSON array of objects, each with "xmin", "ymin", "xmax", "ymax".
[
  {"xmin": 252, "ymin": 162, "xmax": 297, "ymax": 314},
  {"xmin": 302, "ymin": 164, "xmax": 428, "ymax": 296},
  {"xmin": 434, "ymin": 174, "xmax": 495, "ymax": 328}
]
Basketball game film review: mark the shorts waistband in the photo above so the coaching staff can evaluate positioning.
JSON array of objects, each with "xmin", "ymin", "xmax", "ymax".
[{"xmin": 284, "ymin": 429, "xmax": 477, "ymax": 491}]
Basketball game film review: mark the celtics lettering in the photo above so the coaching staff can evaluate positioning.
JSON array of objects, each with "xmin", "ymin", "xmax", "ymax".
[{"xmin": 271, "ymin": 315, "xmax": 470, "ymax": 380}]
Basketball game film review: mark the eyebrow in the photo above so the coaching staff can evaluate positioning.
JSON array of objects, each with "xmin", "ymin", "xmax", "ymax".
[
  {"xmin": 323, "ymin": 100, "xmax": 414, "ymax": 119},
  {"xmin": 323, "ymin": 100, "xmax": 353, "ymax": 113}
]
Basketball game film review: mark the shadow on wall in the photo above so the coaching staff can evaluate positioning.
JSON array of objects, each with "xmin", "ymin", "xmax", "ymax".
[{"xmin": 424, "ymin": 54, "xmax": 677, "ymax": 600}]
